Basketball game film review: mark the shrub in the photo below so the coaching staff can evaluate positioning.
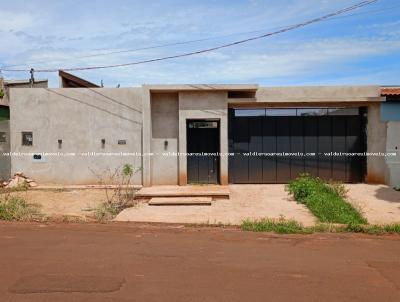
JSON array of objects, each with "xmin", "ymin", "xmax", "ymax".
[
  {"xmin": 90, "ymin": 163, "xmax": 140, "ymax": 221},
  {"xmin": 94, "ymin": 202, "xmax": 121, "ymax": 222},
  {"xmin": 286, "ymin": 174, "xmax": 322, "ymax": 202},
  {"xmin": 0, "ymin": 196, "xmax": 40, "ymax": 221}
]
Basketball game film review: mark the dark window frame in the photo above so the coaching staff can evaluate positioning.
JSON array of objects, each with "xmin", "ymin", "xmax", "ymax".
[
  {"xmin": 0, "ymin": 132, "xmax": 6, "ymax": 143},
  {"xmin": 22, "ymin": 132, "xmax": 33, "ymax": 146},
  {"xmin": 233, "ymin": 108, "xmax": 360, "ymax": 117}
]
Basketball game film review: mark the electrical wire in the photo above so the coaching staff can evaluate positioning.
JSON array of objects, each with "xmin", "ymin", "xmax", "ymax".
[
  {"xmin": 3, "ymin": 0, "xmax": 394, "ymax": 70},
  {"xmin": 0, "ymin": 28, "xmax": 275, "ymax": 69},
  {"xmin": 0, "ymin": 0, "xmax": 379, "ymax": 73}
]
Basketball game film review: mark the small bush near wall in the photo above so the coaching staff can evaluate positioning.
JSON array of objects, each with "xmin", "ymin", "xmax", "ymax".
[
  {"xmin": 287, "ymin": 174, "xmax": 367, "ymax": 225},
  {"xmin": 91, "ymin": 164, "xmax": 141, "ymax": 221}
]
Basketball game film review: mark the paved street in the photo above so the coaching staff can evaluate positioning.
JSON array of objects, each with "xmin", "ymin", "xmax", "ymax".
[{"xmin": 1, "ymin": 222, "xmax": 399, "ymax": 302}]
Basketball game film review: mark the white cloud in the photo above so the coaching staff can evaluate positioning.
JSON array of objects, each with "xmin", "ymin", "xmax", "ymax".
[
  {"xmin": 0, "ymin": 11, "xmax": 36, "ymax": 31},
  {"xmin": 1, "ymin": 0, "xmax": 399, "ymax": 86}
]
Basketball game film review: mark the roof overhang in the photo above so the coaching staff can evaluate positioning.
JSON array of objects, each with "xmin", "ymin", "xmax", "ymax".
[
  {"xmin": 59, "ymin": 70, "xmax": 100, "ymax": 88},
  {"xmin": 144, "ymin": 84, "xmax": 258, "ymax": 92},
  {"xmin": 381, "ymin": 87, "xmax": 400, "ymax": 96}
]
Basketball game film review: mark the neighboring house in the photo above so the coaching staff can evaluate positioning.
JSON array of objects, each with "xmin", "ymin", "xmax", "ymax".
[
  {"xmin": 0, "ymin": 77, "xmax": 48, "ymax": 107},
  {"xmin": 58, "ymin": 70, "xmax": 100, "ymax": 88},
  {"xmin": 7, "ymin": 72, "xmax": 400, "ymax": 187},
  {"xmin": 380, "ymin": 87, "xmax": 400, "ymax": 187},
  {"xmin": 0, "ymin": 77, "xmax": 48, "ymax": 180}
]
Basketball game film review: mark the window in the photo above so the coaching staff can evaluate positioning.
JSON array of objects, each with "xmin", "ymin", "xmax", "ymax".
[
  {"xmin": 266, "ymin": 109, "xmax": 297, "ymax": 116},
  {"xmin": 297, "ymin": 108, "xmax": 328, "ymax": 116},
  {"xmin": 233, "ymin": 108, "xmax": 360, "ymax": 117},
  {"xmin": 234, "ymin": 109, "xmax": 265, "ymax": 117},
  {"xmin": 22, "ymin": 132, "xmax": 33, "ymax": 146},
  {"xmin": 0, "ymin": 132, "xmax": 6, "ymax": 143},
  {"xmin": 328, "ymin": 108, "xmax": 359, "ymax": 116},
  {"xmin": 228, "ymin": 91, "xmax": 255, "ymax": 99},
  {"xmin": 188, "ymin": 121, "xmax": 218, "ymax": 128}
]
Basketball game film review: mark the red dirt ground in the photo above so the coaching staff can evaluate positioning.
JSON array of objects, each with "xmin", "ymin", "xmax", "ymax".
[{"xmin": 1, "ymin": 221, "xmax": 399, "ymax": 302}]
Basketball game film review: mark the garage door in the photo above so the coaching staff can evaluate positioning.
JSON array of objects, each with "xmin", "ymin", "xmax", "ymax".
[{"xmin": 228, "ymin": 108, "xmax": 366, "ymax": 183}]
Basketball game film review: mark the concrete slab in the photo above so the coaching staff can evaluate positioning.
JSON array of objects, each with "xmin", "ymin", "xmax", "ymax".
[
  {"xmin": 149, "ymin": 197, "xmax": 212, "ymax": 206},
  {"xmin": 135, "ymin": 185, "xmax": 229, "ymax": 198},
  {"xmin": 115, "ymin": 185, "xmax": 316, "ymax": 226},
  {"xmin": 346, "ymin": 184, "xmax": 400, "ymax": 224}
]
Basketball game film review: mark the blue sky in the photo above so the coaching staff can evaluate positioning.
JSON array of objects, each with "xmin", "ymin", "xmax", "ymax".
[{"xmin": 0, "ymin": 0, "xmax": 399, "ymax": 87}]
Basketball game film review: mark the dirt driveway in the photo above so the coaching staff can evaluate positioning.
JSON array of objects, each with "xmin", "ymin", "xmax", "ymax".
[
  {"xmin": 1, "ymin": 222, "xmax": 400, "ymax": 302},
  {"xmin": 11, "ymin": 189, "xmax": 106, "ymax": 218},
  {"xmin": 115, "ymin": 184, "xmax": 316, "ymax": 226}
]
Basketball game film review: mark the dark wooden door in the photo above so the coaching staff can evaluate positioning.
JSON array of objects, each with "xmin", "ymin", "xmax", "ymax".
[{"xmin": 187, "ymin": 120, "xmax": 219, "ymax": 184}]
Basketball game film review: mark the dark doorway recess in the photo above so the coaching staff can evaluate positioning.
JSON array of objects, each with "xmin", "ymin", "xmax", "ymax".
[
  {"xmin": 228, "ymin": 108, "xmax": 366, "ymax": 184},
  {"xmin": 187, "ymin": 120, "xmax": 220, "ymax": 184}
]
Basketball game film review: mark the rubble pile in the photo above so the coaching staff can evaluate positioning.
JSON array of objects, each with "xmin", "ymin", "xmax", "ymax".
[{"xmin": 1, "ymin": 172, "xmax": 38, "ymax": 188}]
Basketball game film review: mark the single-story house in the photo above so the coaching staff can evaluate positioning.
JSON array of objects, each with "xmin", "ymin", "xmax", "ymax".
[{"xmin": 2, "ymin": 72, "xmax": 400, "ymax": 187}]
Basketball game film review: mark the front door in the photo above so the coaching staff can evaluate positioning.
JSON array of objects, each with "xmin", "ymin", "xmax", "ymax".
[{"xmin": 187, "ymin": 120, "xmax": 219, "ymax": 184}]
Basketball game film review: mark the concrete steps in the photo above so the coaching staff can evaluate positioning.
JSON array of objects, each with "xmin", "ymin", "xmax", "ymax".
[
  {"xmin": 148, "ymin": 197, "xmax": 212, "ymax": 206},
  {"xmin": 135, "ymin": 185, "xmax": 229, "ymax": 199}
]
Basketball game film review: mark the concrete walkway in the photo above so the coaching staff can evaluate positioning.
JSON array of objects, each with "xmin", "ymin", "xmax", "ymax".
[
  {"xmin": 346, "ymin": 184, "xmax": 400, "ymax": 224},
  {"xmin": 115, "ymin": 185, "xmax": 316, "ymax": 226}
]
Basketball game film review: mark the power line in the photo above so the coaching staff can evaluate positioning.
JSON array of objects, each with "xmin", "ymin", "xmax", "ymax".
[
  {"xmin": 0, "ymin": 0, "xmax": 379, "ymax": 73},
  {"xmin": 2, "ymin": 0, "xmax": 394, "ymax": 70},
  {"xmin": 0, "ymin": 28, "xmax": 276, "ymax": 69}
]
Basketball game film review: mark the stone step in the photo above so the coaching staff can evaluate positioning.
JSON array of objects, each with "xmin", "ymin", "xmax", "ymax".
[
  {"xmin": 135, "ymin": 185, "xmax": 229, "ymax": 199},
  {"xmin": 148, "ymin": 197, "xmax": 212, "ymax": 206}
]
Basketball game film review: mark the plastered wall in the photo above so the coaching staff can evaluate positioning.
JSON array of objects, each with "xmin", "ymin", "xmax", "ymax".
[{"xmin": 10, "ymin": 88, "xmax": 143, "ymax": 185}]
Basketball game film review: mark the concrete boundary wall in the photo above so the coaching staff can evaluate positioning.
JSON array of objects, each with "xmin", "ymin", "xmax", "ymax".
[{"xmin": 10, "ymin": 88, "xmax": 143, "ymax": 185}]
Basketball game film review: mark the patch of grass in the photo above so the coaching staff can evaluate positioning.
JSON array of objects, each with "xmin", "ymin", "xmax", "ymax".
[
  {"xmin": 345, "ymin": 223, "xmax": 400, "ymax": 235},
  {"xmin": 0, "ymin": 196, "xmax": 40, "ymax": 221},
  {"xmin": 242, "ymin": 217, "xmax": 306, "ymax": 234},
  {"xmin": 383, "ymin": 223, "xmax": 400, "ymax": 233},
  {"xmin": 287, "ymin": 174, "xmax": 367, "ymax": 225},
  {"xmin": 241, "ymin": 219, "xmax": 400, "ymax": 235},
  {"xmin": 94, "ymin": 202, "xmax": 122, "ymax": 222}
]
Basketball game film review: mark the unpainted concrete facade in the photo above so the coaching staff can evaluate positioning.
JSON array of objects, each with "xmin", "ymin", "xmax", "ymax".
[
  {"xmin": 0, "ymin": 120, "xmax": 10, "ymax": 180},
  {"xmin": 386, "ymin": 121, "xmax": 400, "ymax": 186},
  {"xmin": 10, "ymin": 88, "xmax": 142, "ymax": 184},
  {"xmin": 8, "ymin": 84, "xmax": 398, "ymax": 187}
]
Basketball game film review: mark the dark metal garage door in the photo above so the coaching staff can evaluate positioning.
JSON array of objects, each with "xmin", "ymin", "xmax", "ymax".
[{"xmin": 228, "ymin": 108, "xmax": 366, "ymax": 183}]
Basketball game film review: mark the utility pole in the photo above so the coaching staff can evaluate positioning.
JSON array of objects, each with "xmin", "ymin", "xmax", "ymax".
[{"xmin": 29, "ymin": 68, "xmax": 35, "ymax": 87}]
